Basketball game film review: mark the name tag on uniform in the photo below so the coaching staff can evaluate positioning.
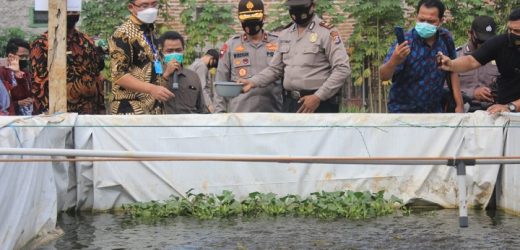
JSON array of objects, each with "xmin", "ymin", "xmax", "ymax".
[{"xmin": 233, "ymin": 52, "xmax": 249, "ymax": 58}]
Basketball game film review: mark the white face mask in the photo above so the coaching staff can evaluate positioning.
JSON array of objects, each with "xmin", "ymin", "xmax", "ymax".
[{"xmin": 137, "ymin": 7, "xmax": 158, "ymax": 24}]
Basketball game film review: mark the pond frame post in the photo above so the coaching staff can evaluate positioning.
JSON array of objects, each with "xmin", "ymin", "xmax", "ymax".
[{"xmin": 448, "ymin": 158, "xmax": 475, "ymax": 228}]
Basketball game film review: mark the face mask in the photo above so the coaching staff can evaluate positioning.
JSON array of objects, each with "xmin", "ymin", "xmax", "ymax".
[
  {"xmin": 19, "ymin": 59, "xmax": 29, "ymax": 70},
  {"xmin": 470, "ymin": 35, "xmax": 485, "ymax": 48},
  {"xmin": 241, "ymin": 19, "xmax": 263, "ymax": 36},
  {"xmin": 207, "ymin": 59, "xmax": 218, "ymax": 69},
  {"xmin": 165, "ymin": 52, "xmax": 184, "ymax": 64},
  {"xmin": 137, "ymin": 7, "xmax": 158, "ymax": 24},
  {"xmin": 415, "ymin": 22, "xmax": 437, "ymax": 39},
  {"xmin": 289, "ymin": 5, "xmax": 314, "ymax": 26},
  {"xmin": 510, "ymin": 33, "xmax": 520, "ymax": 49},
  {"xmin": 67, "ymin": 15, "xmax": 80, "ymax": 30}
]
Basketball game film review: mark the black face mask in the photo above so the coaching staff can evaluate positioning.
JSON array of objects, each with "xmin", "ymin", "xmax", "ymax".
[
  {"xmin": 67, "ymin": 15, "xmax": 80, "ymax": 30},
  {"xmin": 510, "ymin": 33, "xmax": 520, "ymax": 49},
  {"xmin": 289, "ymin": 5, "xmax": 314, "ymax": 26},
  {"xmin": 19, "ymin": 59, "xmax": 29, "ymax": 70},
  {"xmin": 470, "ymin": 35, "xmax": 485, "ymax": 49},
  {"xmin": 241, "ymin": 19, "xmax": 264, "ymax": 36}
]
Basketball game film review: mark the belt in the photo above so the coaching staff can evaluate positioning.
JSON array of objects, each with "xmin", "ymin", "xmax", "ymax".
[{"xmin": 283, "ymin": 89, "xmax": 317, "ymax": 100}]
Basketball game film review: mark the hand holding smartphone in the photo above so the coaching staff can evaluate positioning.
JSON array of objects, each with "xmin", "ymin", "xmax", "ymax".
[{"xmin": 394, "ymin": 26, "xmax": 405, "ymax": 45}]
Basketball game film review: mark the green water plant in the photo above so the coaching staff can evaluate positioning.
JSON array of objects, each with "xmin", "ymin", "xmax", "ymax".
[{"xmin": 123, "ymin": 190, "xmax": 406, "ymax": 220}]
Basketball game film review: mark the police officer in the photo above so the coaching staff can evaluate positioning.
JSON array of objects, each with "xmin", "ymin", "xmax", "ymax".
[
  {"xmin": 214, "ymin": 0, "xmax": 282, "ymax": 113},
  {"xmin": 239, "ymin": 0, "xmax": 351, "ymax": 113},
  {"xmin": 457, "ymin": 16, "xmax": 500, "ymax": 112}
]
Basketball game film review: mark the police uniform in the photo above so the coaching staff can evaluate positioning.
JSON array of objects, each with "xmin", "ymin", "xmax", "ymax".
[
  {"xmin": 248, "ymin": 15, "xmax": 351, "ymax": 113},
  {"xmin": 214, "ymin": 0, "xmax": 283, "ymax": 113},
  {"xmin": 457, "ymin": 43, "xmax": 499, "ymax": 101}
]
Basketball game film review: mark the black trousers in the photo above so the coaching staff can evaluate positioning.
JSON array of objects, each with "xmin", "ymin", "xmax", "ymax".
[{"xmin": 283, "ymin": 94, "xmax": 340, "ymax": 113}]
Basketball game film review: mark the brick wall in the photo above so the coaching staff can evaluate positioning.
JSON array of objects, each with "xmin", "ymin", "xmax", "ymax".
[{"xmin": 163, "ymin": 0, "xmax": 356, "ymax": 47}]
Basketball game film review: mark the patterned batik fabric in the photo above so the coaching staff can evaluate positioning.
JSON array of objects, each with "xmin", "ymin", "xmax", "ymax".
[
  {"xmin": 30, "ymin": 29, "xmax": 105, "ymax": 114},
  {"xmin": 384, "ymin": 28, "xmax": 456, "ymax": 113},
  {"xmin": 109, "ymin": 15, "xmax": 163, "ymax": 115}
]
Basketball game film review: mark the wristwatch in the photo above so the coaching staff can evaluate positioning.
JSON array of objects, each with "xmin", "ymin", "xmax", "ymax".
[{"xmin": 508, "ymin": 102, "xmax": 517, "ymax": 112}]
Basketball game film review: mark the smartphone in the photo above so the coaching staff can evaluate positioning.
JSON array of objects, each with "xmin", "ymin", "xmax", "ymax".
[{"xmin": 394, "ymin": 26, "xmax": 405, "ymax": 45}]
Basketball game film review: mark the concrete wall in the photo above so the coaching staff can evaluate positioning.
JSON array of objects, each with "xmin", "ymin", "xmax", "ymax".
[{"xmin": 0, "ymin": 0, "xmax": 47, "ymax": 35}]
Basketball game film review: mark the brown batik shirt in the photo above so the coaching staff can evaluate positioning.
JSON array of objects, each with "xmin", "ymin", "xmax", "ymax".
[
  {"xmin": 30, "ymin": 29, "xmax": 105, "ymax": 114},
  {"xmin": 109, "ymin": 15, "xmax": 163, "ymax": 115}
]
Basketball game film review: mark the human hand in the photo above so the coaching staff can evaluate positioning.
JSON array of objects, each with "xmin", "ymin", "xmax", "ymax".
[
  {"xmin": 487, "ymin": 104, "xmax": 508, "ymax": 114},
  {"xmin": 163, "ymin": 60, "xmax": 181, "ymax": 79},
  {"xmin": 455, "ymin": 105, "xmax": 464, "ymax": 113},
  {"xmin": 297, "ymin": 95, "xmax": 321, "ymax": 113},
  {"xmin": 474, "ymin": 87, "xmax": 494, "ymax": 103},
  {"xmin": 390, "ymin": 41, "xmax": 410, "ymax": 66},
  {"xmin": 7, "ymin": 55, "xmax": 20, "ymax": 72},
  {"xmin": 17, "ymin": 97, "xmax": 33, "ymax": 107},
  {"xmin": 237, "ymin": 78, "xmax": 256, "ymax": 93},
  {"xmin": 147, "ymin": 84, "xmax": 175, "ymax": 102},
  {"xmin": 436, "ymin": 52, "xmax": 452, "ymax": 71}
]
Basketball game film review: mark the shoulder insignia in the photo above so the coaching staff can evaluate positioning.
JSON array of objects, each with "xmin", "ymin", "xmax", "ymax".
[
  {"xmin": 220, "ymin": 43, "xmax": 228, "ymax": 59},
  {"xmin": 330, "ymin": 31, "xmax": 341, "ymax": 45},
  {"xmin": 319, "ymin": 21, "xmax": 334, "ymax": 30},
  {"xmin": 266, "ymin": 42, "xmax": 278, "ymax": 52}
]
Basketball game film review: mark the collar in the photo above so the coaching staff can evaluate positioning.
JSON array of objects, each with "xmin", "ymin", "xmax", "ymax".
[
  {"xmin": 290, "ymin": 15, "xmax": 318, "ymax": 33},
  {"xmin": 241, "ymin": 30, "xmax": 269, "ymax": 43}
]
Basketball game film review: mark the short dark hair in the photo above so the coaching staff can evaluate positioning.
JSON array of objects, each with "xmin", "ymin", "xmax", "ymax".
[
  {"xmin": 206, "ymin": 49, "xmax": 219, "ymax": 60},
  {"xmin": 159, "ymin": 31, "xmax": 185, "ymax": 48},
  {"xmin": 417, "ymin": 0, "xmax": 446, "ymax": 19},
  {"xmin": 5, "ymin": 38, "xmax": 29, "ymax": 56},
  {"xmin": 509, "ymin": 8, "xmax": 520, "ymax": 21}
]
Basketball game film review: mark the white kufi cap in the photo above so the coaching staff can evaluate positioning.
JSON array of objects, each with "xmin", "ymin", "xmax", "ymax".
[{"xmin": 35, "ymin": 0, "xmax": 82, "ymax": 12}]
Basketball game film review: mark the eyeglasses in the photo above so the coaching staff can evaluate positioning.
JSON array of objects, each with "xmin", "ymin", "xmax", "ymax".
[{"xmin": 131, "ymin": 1, "xmax": 158, "ymax": 9}]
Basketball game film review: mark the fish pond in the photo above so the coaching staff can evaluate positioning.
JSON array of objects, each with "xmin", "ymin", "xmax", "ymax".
[{"xmin": 38, "ymin": 191, "xmax": 520, "ymax": 249}]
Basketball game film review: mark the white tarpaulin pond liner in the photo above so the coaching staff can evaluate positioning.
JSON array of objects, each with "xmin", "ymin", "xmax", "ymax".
[
  {"xmin": 498, "ymin": 113, "xmax": 520, "ymax": 216},
  {"xmin": 0, "ymin": 114, "xmax": 76, "ymax": 250},
  {"xmin": 74, "ymin": 112, "xmax": 505, "ymax": 211},
  {"xmin": 2, "ymin": 112, "xmax": 520, "ymax": 249}
]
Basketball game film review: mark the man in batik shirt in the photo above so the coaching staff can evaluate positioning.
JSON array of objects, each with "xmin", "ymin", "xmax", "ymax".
[
  {"xmin": 108, "ymin": 0, "xmax": 173, "ymax": 115},
  {"xmin": 30, "ymin": 11, "xmax": 105, "ymax": 114}
]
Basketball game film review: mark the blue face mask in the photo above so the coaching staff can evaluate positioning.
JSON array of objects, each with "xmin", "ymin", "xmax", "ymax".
[
  {"xmin": 415, "ymin": 22, "xmax": 438, "ymax": 39},
  {"xmin": 164, "ymin": 52, "xmax": 184, "ymax": 64}
]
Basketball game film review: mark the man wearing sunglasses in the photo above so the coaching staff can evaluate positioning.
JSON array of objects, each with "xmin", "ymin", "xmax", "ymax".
[
  {"xmin": 109, "ymin": 0, "xmax": 174, "ymax": 115},
  {"xmin": 456, "ymin": 16, "xmax": 499, "ymax": 112}
]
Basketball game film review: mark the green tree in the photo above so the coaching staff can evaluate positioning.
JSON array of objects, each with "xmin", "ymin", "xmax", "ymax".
[
  {"xmin": 346, "ymin": 0, "xmax": 404, "ymax": 113},
  {"xmin": 179, "ymin": 0, "xmax": 235, "ymax": 65},
  {"xmin": 81, "ymin": 0, "xmax": 129, "ymax": 40},
  {"xmin": 0, "ymin": 28, "xmax": 33, "ymax": 57}
]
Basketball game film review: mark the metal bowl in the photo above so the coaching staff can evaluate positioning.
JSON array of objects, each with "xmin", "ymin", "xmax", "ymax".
[{"xmin": 215, "ymin": 82, "xmax": 243, "ymax": 97}]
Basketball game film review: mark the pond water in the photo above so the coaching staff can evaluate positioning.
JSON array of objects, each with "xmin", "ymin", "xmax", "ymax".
[{"xmin": 38, "ymin": 209, "xmax": 520, "ymax": 249}]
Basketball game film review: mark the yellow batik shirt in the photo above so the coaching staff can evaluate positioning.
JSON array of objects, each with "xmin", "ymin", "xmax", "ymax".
[{"xmin": 109, "ymin": 15, "xmax": 163, "ymax": 115}]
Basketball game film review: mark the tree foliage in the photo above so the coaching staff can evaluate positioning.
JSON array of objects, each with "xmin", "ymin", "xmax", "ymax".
[
  {"xmin": 0, "ymin": 28, "xmax": 34, "ymax": 57},
  {"xmin": 179, "ymin": 0, "xmax": 235, "ymax": 64},
  {"xmin": 345, "ymin": 0, "xmax": 404, "ymax": 113}
]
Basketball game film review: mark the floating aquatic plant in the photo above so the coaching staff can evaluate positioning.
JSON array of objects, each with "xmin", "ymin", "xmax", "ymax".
[{"xmin": 123, "ymin": 190, "xmax": 408, "ymax": 220}]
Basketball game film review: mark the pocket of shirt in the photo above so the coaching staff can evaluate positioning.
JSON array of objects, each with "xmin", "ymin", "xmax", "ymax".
[{"xmin": 302, "ymin": 45, "xmax": 320, "ymax": 66}]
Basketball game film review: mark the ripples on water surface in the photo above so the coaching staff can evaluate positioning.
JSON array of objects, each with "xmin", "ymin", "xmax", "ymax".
[{"xmin": 39, "ymin": 209, "xmax": 520, "ymax": 249}]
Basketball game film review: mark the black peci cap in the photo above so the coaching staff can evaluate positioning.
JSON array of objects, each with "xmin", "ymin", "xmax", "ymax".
[
  {"xmin": 471, "ymin": 16, "xmax": 497, "ymax": 41},
  {"xmin": 285, "ymin": 0, "xmax": 312, "ymax": 7}
]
